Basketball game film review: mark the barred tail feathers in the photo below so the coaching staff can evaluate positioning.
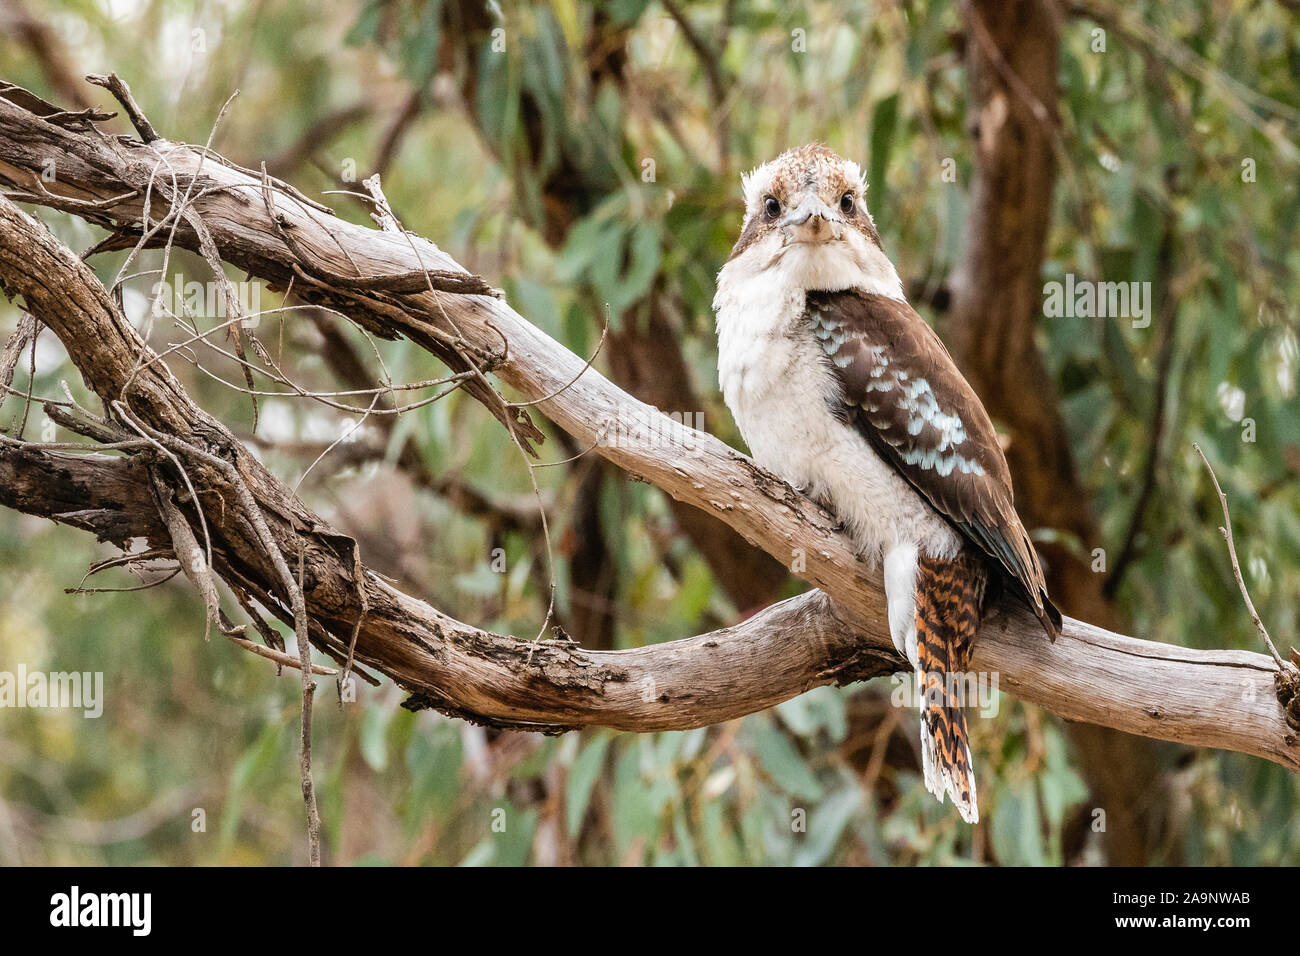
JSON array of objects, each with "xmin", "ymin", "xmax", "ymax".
[{"xmin": 914, "ymin": 550, "xmax": 987, "ymax": 824}]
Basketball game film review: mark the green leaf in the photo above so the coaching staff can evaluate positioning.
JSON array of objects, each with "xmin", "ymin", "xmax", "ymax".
[
  {"xmin": 605, "ymin": 0, "xmax": 652, "ymax": 27},
  {"xmin": 611, "ymin": 742, "xmax": 661, "ymax": 861},
  {"xmin": 699, "ymin": 799, "xmax": 743, "ymax": 866},
  {"xmin": 565, "ymin": 733, "xmax": 610, "ymax": 836},
  {"xmin": 669, "ymin": 805, "xmax": 700, "ymax": 866},
  {"xmin": 221, "ymin": 720, "xmax": 284, "ymax": 846},
  {"xmin": 491, "ymin": 805, "xmax": 539, "ymax": 866},
  {"xmin": 586, "ymin": 220, "xmax": 629, "ymax": 306},
  {"xmin": 609, "ymin": 220, "xmax": 661, "ymax": 313},
  {"xmin": 776, "ymin": 685, "xmax": 848, "ymax": 742},
  {"xmin": 359, "ymin": 703, "xmax": 392, "ymax": 772},
  {"xmin": 990, "ymin": 779, "xmax": 1047, "ymax": 866},
  {"xmin": 1101, "ymin": 313, "xmax": 1144, "ymax": 412},
  {"xmin": 458, "ymin": 839, "xmax": 494, "ymax": 867},
  {"xmin": 793, "ymin": 785, "xmax": 862, "ymax": 866},
  {"xmin": 868, "ymin": 93, "xmax": 899, "ymax": 197},
  {"xmin": 751, "ymin": 717, "xmax": 824, "ymax": 800},
  {"xmin": 557, "ymin": 214, "xmax": 614, "ymax": 281},
  {"xmin": 344, "ymin": 0, "xmax": 384, "ymax": 47},
  {"xmin": 398, "ymin": 0, "xmax": 443, "ymax": 85},
  {"xmin": 405, "ymin": 721, "xmax": 464, "ymax": 817}
]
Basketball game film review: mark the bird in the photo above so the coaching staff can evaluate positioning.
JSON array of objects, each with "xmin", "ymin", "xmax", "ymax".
[{"xmin": 713, "ymin": 143, "xmax": 1060, "ymax": 823}]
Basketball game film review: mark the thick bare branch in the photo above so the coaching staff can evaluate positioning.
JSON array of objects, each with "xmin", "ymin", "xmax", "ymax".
[{"xmin": 0, "ymin": 88, "xmax": 1294, "ymax": 771}]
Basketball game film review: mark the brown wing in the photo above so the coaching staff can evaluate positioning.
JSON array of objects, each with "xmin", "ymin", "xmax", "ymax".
[{"xmin": 806, "ymin": 288, "xmax": 1060, "ymax": 639}]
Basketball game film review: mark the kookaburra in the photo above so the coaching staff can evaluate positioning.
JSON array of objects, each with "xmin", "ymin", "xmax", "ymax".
[{"xmin": 713, "ymin": 144, "xmax": 1060, "ymax": 823}]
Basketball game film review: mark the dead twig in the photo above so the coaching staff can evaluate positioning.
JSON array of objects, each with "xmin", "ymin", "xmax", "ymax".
[
  {"xmin": 148, "ymin": 468, "xmax": 220, "ymax": 641},
  {"xmin": 113, "ymin": 402, "xmax": 213, "ymax": 572},
  {"xmin": 181, "ymin": 207, "xmax": 260, "ymax": 428},
  {"xmin": 219, "ymin": 609, "xmax": 336, "ymax": 675},
  {"xmin": 336, "ymin": 534, "xmax": 368, "ymax": 707},
  {"xmin": 1192, "ymin": 443, "xmax": 1286, "ymax": 668},
  {"xmin": 262, "ymin": 163, "xmax": 499, "ymax": 296},
  {"xmin": 85, "ymin": 72, "xmax": 158, "ymax": 142},
  {"xmin": 0, "ymin": 312, "xmax": 37, "ymax": 421},
  {"xmin": 127, "ymin": 416, "xmax": 322, "ymax": 866},
  {"xmin": 296, "ymin": 548, "xmax": 321, "ymax": 866},
  {"xmin": 230, "ymin": 586, "xmax": 286, "ymax": 656}
]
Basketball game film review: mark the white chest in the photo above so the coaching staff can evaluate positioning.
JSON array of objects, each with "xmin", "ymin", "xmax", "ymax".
[{"xmin": 713, "ymin": 272, "xmax": 959, "ymax": 563}]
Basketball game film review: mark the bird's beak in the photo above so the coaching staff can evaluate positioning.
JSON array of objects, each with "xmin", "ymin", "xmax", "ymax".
[{"xmin": 779, "ymin": 194, "xmax": 845, "ymax": 244}]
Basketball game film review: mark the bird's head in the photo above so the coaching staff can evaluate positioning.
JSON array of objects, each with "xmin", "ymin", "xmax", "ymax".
[{"xmin": 717, "ymin": 143, "xmax": 902, "ymax": 299}]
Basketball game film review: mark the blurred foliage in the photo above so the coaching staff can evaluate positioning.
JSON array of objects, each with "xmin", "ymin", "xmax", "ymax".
[{"xmin": 0, "ymin": 0, "xmax": 1297, "ymax": 865}]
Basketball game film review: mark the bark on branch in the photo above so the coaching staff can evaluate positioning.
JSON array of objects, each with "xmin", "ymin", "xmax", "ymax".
[{"xmin": 0, "ymin": 83, "xmax": 1294, "ymax": 771}]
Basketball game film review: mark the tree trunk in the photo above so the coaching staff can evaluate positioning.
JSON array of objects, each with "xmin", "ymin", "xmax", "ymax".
[{"xmin": 947, "ymin": 0, "xmax": 1171, "ymax": 864}]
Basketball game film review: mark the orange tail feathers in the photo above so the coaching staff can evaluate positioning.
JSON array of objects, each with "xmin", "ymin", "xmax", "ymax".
[{"xmin": 914, "ymin": 550, "xmax": 987, "ymax": 824}]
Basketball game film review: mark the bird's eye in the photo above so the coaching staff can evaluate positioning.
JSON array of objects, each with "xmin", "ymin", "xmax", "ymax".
[
  {"xmin": 763, "ymin": 196, "xmax": 781, "ymax": 219},
  {"xmin": 840, "ymin": 191, "xmax": 855, "ymax": 214}
]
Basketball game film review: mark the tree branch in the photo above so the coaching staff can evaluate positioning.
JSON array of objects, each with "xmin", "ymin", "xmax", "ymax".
[{"xmin": 0, "ymin": 83, "xmax": 1294, "ymax": 773}]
